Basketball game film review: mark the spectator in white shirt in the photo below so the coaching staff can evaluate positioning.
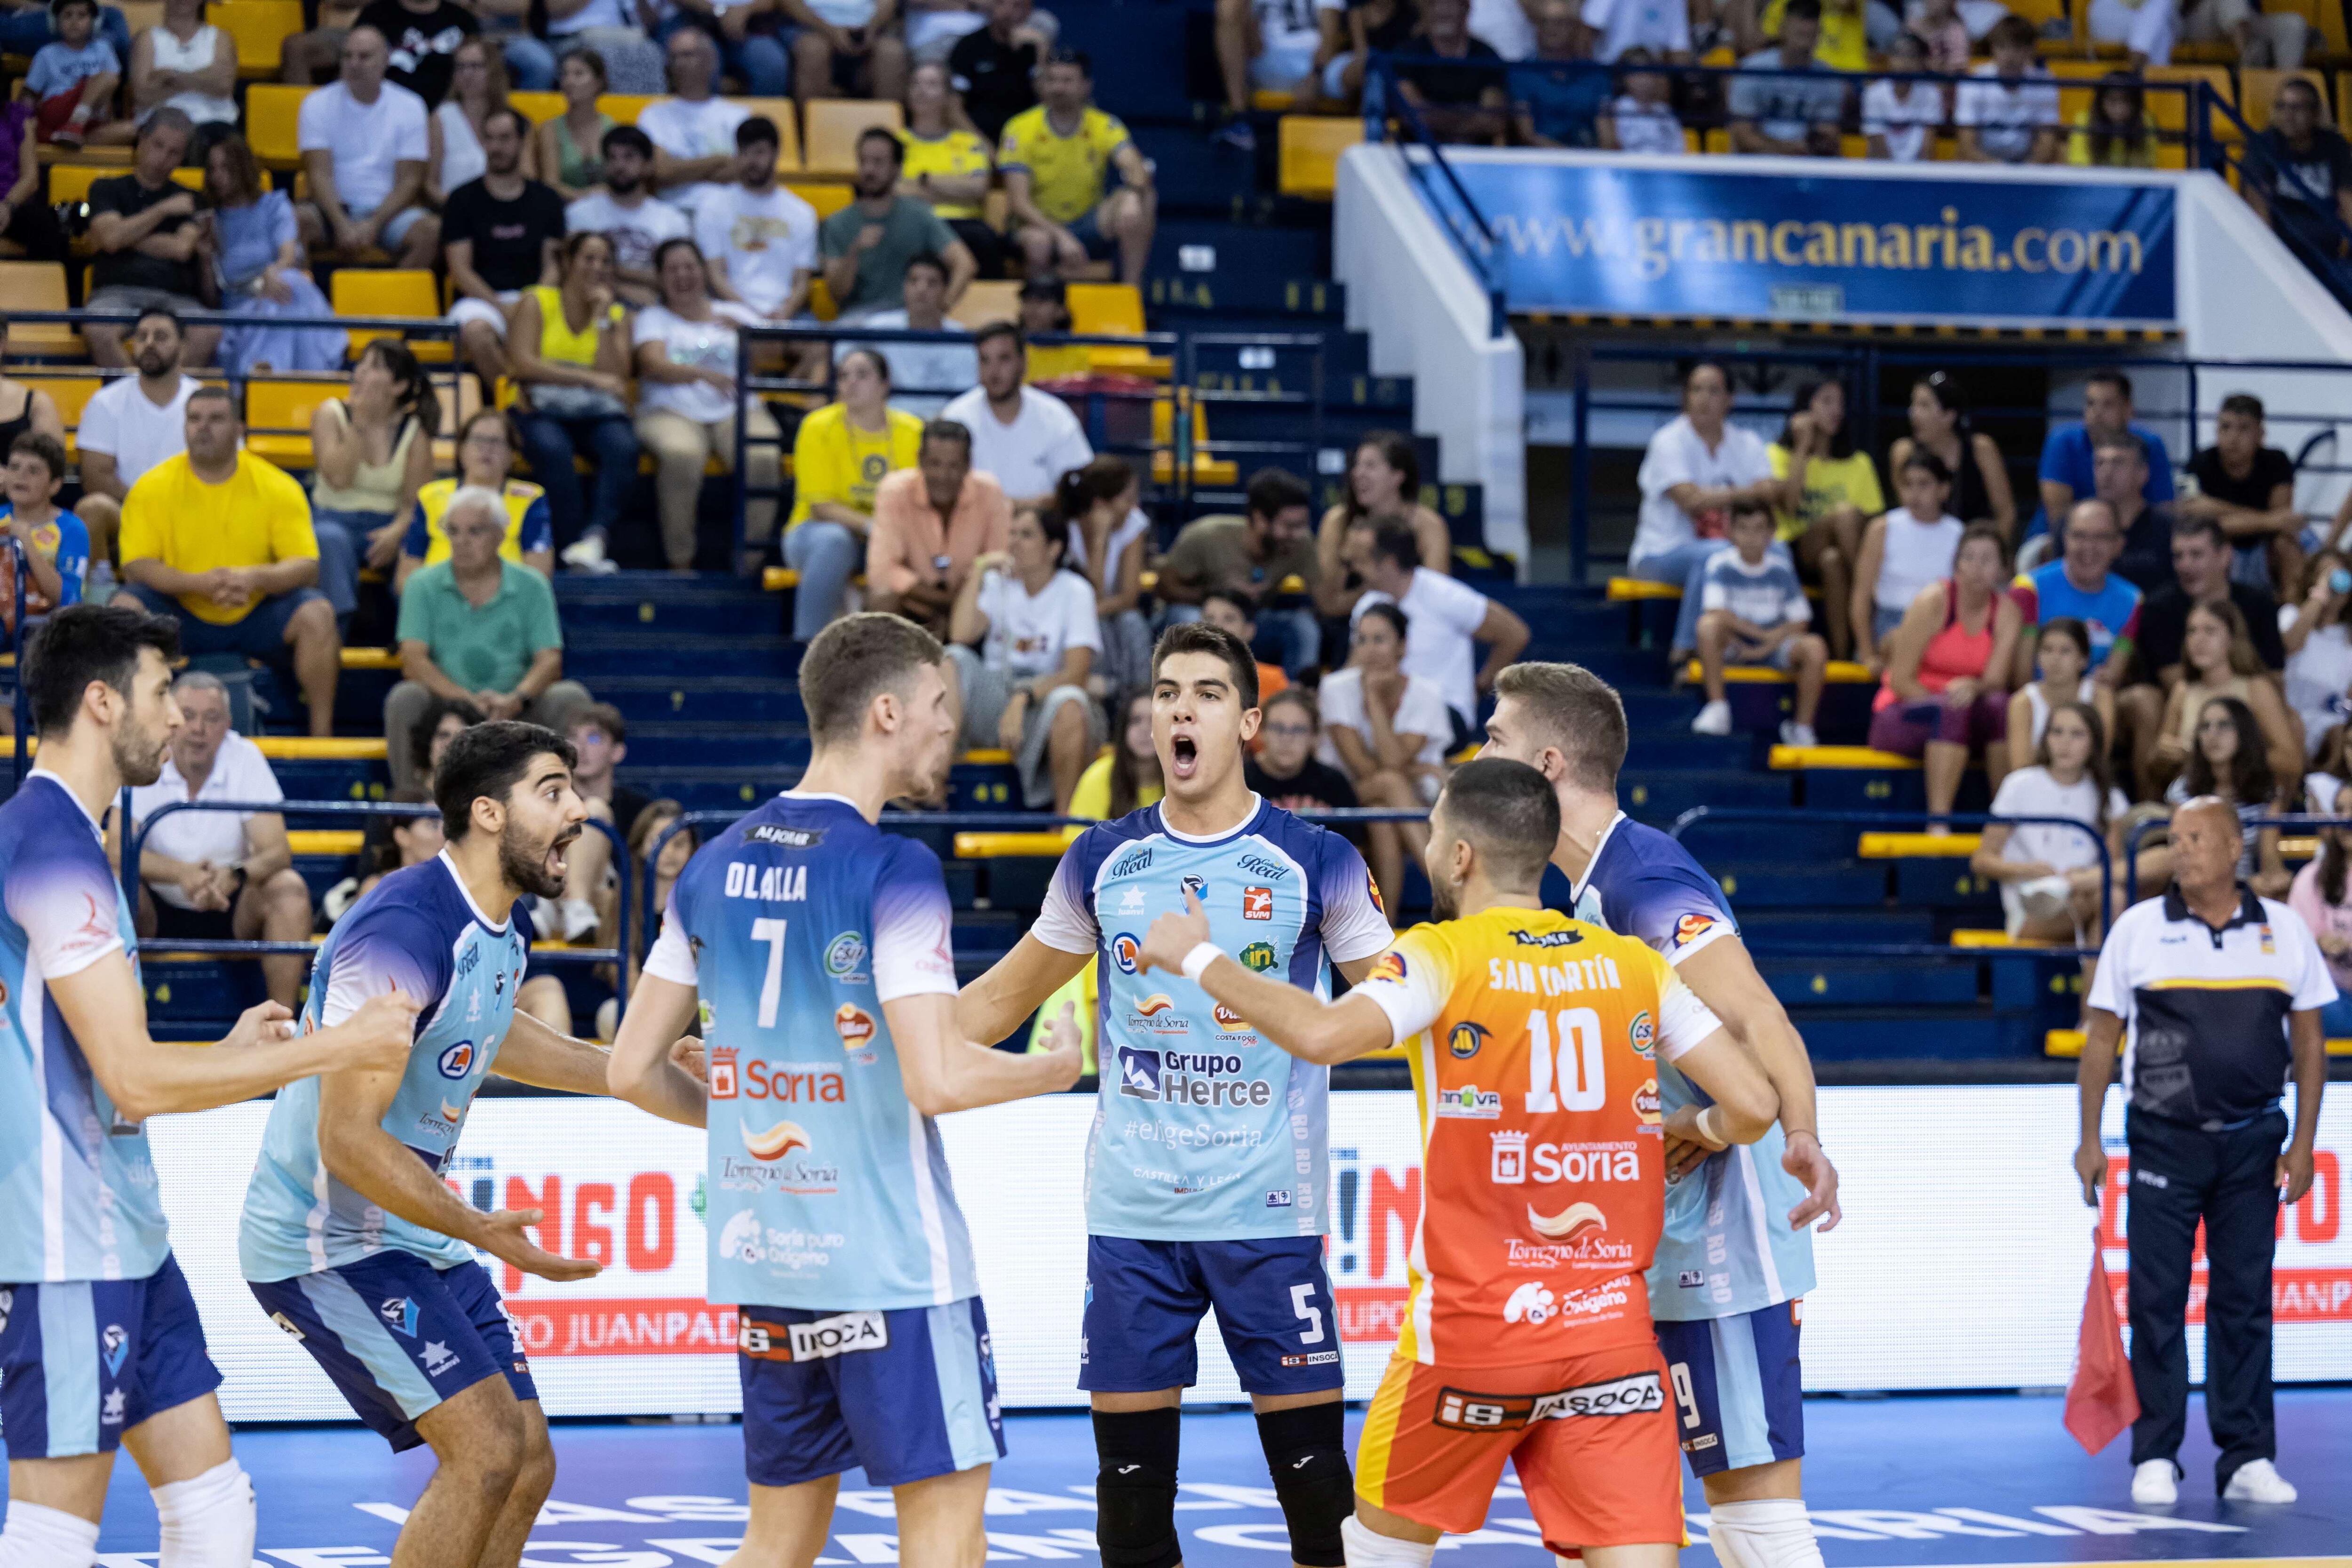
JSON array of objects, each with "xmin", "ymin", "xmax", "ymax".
[
  {"xmin": 73, "ymin": 306, "xmax": 201, "ymax": 586},
  {"xmin": 1971, "ymin": 700, "xmax": 2128, "ymax": 949},
  {"xmin": 1216, "ymin": 0, "xmax": 1343, "ymax": 142},
  {"xmin": 1580, "ymin": 0, "xmax": 1691, "ymax": 62},
  {"xmin": 1319, "ymin": 600, "xmax": 1450, "ymax": 912},
  {"xmin": 639, "ymin": 26, "xmax": 749, "ymax": 220},
  {"xmin": 632, "ymin": 236, "xmax": 783, "ymax": 573},
  {"xmin": 564, "ymin": 124, "xmax": 691, "ymax": 305},
  {"xmin": 834, "ymin": 251, "xmax": 979, "ymax": 418},
  {"xmin": 122, "ymin": 670, "xmax": 316, "ymax": 1006},
  {"xmin": 696, "ymin": 115, "xmax": 818, "ymax": 321},
  {"xmin": 1344, "ymin": 511, "xmax": 1530, "ymax": 733},
  {"xmin": 947, "ymin": 502, "xmax": 1103, "ymax": 811},
  {"xmin": 1862, "ymin": 31, "xmax": 1943, "ymax": 161},
  {"xmin": 1954, "ymin": 15, "xmax": 2060, "ymax": 164},
  {"xmin": 1634, "ymin": 359, "xmax": 1781, "ymax": 657},
  {"xmin": 295, "ymin": 26, "xmax": 439, "ymax": 267},
  {"xmin": 938, "ymin": 323, "xmax": 1095, "ymax": 510},
  {"xmin": 1600, "ymin": 46, "xmax": 1686, "ymax": 151}
]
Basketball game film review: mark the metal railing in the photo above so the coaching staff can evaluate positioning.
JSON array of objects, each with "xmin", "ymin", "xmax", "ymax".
[
  {"xmin": 2121, "ymin": 810, "xmax": 2350, "ymax": 906},
  {"xmin": 1361, "ymin": 53, "xmax": 1513, "ymax": 338},
  {"xmin": 1671, "ymin": 804, "xmax": 2114, "ymax": 959}
]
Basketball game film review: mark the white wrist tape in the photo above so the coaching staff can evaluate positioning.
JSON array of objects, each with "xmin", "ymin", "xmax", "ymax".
[
  {"xmin": 1695, "ymin": 1106, "xmax": 1726, "ymax": 1147},
  {"xmin": 1180, "ymin": 943, "xmax": 1222, "ymax": 983}
]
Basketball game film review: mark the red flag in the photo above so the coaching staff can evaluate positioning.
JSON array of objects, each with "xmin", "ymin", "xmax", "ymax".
[{"xmin": 2064, "ymin": 1232, "xmax": 2140, "ymax": 1453}]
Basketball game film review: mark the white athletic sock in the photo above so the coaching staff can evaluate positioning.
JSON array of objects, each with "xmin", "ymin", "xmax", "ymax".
[
  {"xmin": 1708, "ymin": 1499, "xmax": 1824, "ymax": 1568},
  {"xmin": 0, "ymin": 1500, "xmax": 101, "ymax": 1568},
  {"xmin": 1340, "ymin": 1515, "xmax": 1438, "ymax": 1568},
  {"xmin": 151, "ymin": 1459, "xmax": 256, "ymax": 1568}
]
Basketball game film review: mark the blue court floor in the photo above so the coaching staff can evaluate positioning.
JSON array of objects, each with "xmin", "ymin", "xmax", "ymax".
[{"xmin": 63, "ymin": 1389, "xmax": 2352, "ymax": 1565}]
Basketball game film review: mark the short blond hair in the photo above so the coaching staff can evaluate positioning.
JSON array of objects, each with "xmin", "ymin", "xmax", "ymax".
[{"xmin": 1493, "ymin": 662, "xmax": 1626, "ymax": 793}]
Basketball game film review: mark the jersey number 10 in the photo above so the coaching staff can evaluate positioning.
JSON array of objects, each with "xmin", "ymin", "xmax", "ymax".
[{"xmin": 1525, "ymin": 1007, "xmax": 1605, "ymax": 1114}]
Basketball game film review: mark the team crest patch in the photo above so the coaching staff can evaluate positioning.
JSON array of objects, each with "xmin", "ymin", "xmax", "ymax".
[
  {"xmin": 1242, "ymin": 886, "xmax": 1273, "ymax": 920},
  {"xmin": 1368, "ymin": 951, "xmax": 1407, "ymax": 984},
  {"xmin": 1672, "ymin": 913, "xmax": 1719, "ymax": 948}
]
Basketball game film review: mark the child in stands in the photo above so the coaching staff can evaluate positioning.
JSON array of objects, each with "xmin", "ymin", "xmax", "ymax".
[
  {"xmin": 0, "ymin": 432, "xmax": 90, "ymax": 632},
  {"xmin": 27, "ymin": 0, "xmax": 129, "ymax": 146},
  {"xmin": 1600, "ymin": 48, "xmax": 1685, "ymax": 153},
  {"xmin": 1692, "ymin": 497, "xmax": 1829, "ymax": 747}
]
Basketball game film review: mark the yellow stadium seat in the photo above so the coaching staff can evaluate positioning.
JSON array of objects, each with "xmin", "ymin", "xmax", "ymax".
[
  {"xmin": 1065, "ymin": 283, "xmax": 1162, "ymax": 374},
  {"xmin": 22, "ymin": 375, "xmax": 105, "ymax": 435},
  {"xmin": 206, "ymin": 0, "xmax": 305, "ymax": 77},
  {"xmin": 1250, "ymin": 88, "xmax": 1296, "ymax": 111},
  {"xmin": 804, "ymin": 98, "xmax": 904, "ymax": 177},
  {"xmin": 1277, "ymin": 116, "xmax": 1359, "ymax": 199},
  {"xmin": 331, "ymin": 268, "xmax": 449, "ymax": 362},
  {"xmin": 2242, "ymin": 67, "xmax": 2329, "ymax": 133},
  {"xmin": 509, "ymin": 89, "xmax": 564, "ymax": 124},
  {"xmin": 950, "ymin": 279, "xmax": 1020, "ymax": 329},
  {"xmin": 245, "ymin": 82, "xmax": 310, "ymax": 169},
  {"xmin": 1607, "ymin": 577, "xmax": 1680, "ymax": 601},
  {"xmin": 0, "ymin": 263, "xmax": 80, "ymax": 358},
  {"xmin": 597, "ymin": 93, "xmax": 661, "ymax": 125},
  {"xmin": 733, "ymin": 98, "xmax": 804, "ymax": 172},
  {"xmin": 1857, "ymin": 832, "xmax": 1982, "ymax": 858},
  {"xmin": 1149, "ymin": 396, "xmax": 1238, "ymax": 486},
  {"xmin": 784, "ymin": 181, "xmax": 854, "ymax": 220},
  {"xmin": 1768, "ymin": 744, "xmax": 1920, "ymax": 770},
  {"xmin": 241, "ymin": 374, "xmax": 347, "ymax": 467}
]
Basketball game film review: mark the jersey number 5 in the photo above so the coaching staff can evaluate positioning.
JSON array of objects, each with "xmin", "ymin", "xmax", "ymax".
[
  {"xmin": 753, "ymin": 918, "xmax": 788, "ymax": 1028},
  {"xmin": 1525, "ymin": 1008, "xmax": 1605, "ymax": 1113}
]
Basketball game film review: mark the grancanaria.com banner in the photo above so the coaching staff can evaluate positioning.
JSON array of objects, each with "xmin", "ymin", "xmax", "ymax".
[{"xmin": 1428, "ymin": 161, "xmax": 2177, "ymax": 327}]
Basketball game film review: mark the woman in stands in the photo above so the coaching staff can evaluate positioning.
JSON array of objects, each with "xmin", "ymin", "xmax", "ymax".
[
  {"xmin": 1247, "ymin": 685, "xmax": 1360, "ymax": 818},
  {"xmin": 397, "ymin": 409, "xmax": 556, "ymax": 592},
  {"xmin": 1887, "ymin": 372, "xmax": 2014, "ymax": 539},
  {"xmin": 428, "ymin": 36, "xmax": 539, "ymax": 207},
  {"xmin": 128, "ymin": 0, "xmax": 238, "ymax": 164},
  {"xmin": 2067, "ymin": 71, "xmax": 2161, "ymax": 168},
  {"xmin": 203, "ymin": 133, "xmax": 344, "ymax": 376},
  {"xmin": 510, "ymin": 231, "xmax": 641, "ymax": 573},
  {"xmin": 1631, "ymin": 359, "xmax": 1779, "ymax": 658},
  {"xmin": 1851, "ymin": 448, "xmax": 1964, "ymax": 667},
  {"xmin": 310, "ymin": 339, "xmax": 437, "ymax": 621},
  {"xmin": 1766, "ymin": 377, "xmax": 1880, "ymax": 659},
  {"xmin": 1314, "ymin": 429, "xmax": 1452, "ymax": 618},
  {"xmin": 2006, "ymin": 616, "xmax": 2113, "ymax": 772},
  {"xmin": 785, "ymin": 347, "xmax": 923, "ymax": 635},
  {"xmin": 1319, "ymin": 600, "xmax": 1448, "ymax": 911},
  {"xmin": 2288, "ymin": 820, "xmax": 2352, "ymax": 1037},
  {"xmin": 537, "ymin": 48, "xmax": 617, "ymax": 199},
  {"xmin": 2282, "ymin": 549, "xmax": 2352, "ymax": 767},
  {"xmin": 901, "ymin": 60, "xmax": 1001, "ymax": 277},
  {"xmin": 633, "ymin": 237, "xmax": 784, "ymax": 575},
  {"xmin": 2151, "ymin": 598, "xmax": 2303, "ymax": 793},
  {"xmin": 0, "ymin": 319, "xmax": 68, "ymax": 456},
  {"xmin": 1867, "ymin": 521, "xmax": 2020, "ymax": 830},
  {"xmin": 947, "ymin": 503, "xmax": 1102, "ymax": 813},
  {"xmin": 1974, "ymin": 701, "xmax": 2129, "ymax": 963},
  {"xmin": 2154, "ymin": 694, "xmax": 2291, "ymax": 898},
  {"xmin": 1057, "ymin": 455, "xmax": 1152, "ymax": 693}
]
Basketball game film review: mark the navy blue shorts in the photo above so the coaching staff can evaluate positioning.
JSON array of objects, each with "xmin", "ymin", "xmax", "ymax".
[
  {"xmin": 122, "ymin": 579, "xmax": 329, "ymax": 661},
  {"xmin": 247, "ymin": 1252, "xmax": 534, "ymax": 1452},
  {"xmin": 1066, "ymin": 207, "xmax": 1119, "ymax": 263},
  {"xmin": 1655, "ymin": 1300, "xmax": 1805, "ymax": 1476},
  {"xmin": 0, "ymin": 1251, "xmax": 222, "ymax": 1460},
  {"xmin": 1080, "ymin": 1236, "xmax": 1343, "ymax": 1396},
  {"xmin": 739, "ymin": 1297, "xmax": 1005, "ymax": 1489}
]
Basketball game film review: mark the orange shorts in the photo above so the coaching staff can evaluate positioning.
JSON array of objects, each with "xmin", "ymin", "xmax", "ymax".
[{"xmin": 1354, "ymin": 1339, "xmax": 1685, "ymax": 1552}]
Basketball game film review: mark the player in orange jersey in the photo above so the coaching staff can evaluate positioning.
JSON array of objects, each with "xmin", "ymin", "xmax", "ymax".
[{"xmin": 1139, "ymin": 757, "xmax": 1781, "ymax": 1568}]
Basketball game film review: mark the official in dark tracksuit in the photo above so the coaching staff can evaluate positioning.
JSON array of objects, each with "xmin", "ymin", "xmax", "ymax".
[{"xmin": 2074, "ymin": 798, "xmax": 2330, "ymax": 1505}]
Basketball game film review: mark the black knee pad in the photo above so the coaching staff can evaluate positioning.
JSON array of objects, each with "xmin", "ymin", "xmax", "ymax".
[
  {"xmin": 1256, "ymin": 1402, "xmax": 1353, "ymax": 1568},
  {"xmin": 1093, "ymin": 1407, "xmax": 1183, "ymax": 1568}
]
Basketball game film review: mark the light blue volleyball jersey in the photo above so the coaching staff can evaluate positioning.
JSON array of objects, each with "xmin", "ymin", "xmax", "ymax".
[
  {"xmin": 1570, "ymin": 812, "xmax": 1816, "ymax": 1321},
  {"xmin": 1032, "ymin": 795, "xmax": 1392, "ymax": 1242},
  {"xmin": 644, "ymin": 792, "xmax": 973, "ymax": 1311},
  {"xmin": 0, "ymin": 772, "xmax": 167, "ymax": 1284},
  {"xmin": 239, "ymin": 852, "xmax": 532, "ymax": 1283}
]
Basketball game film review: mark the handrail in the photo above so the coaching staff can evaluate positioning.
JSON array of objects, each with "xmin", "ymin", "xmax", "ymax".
[
  {"xmin": 1670, "ymin": 804, "xmax": 2113, "ymax": 956},
  {"xmin": 1361, "ymin": 53, "xmax": 1510, "ymax": 338},
  {"xmin": 9, "ymin": 542, "xmax": 25, "ymax": 787},
  {"xmin": 118, "ymin": 796, "xmax": 632, "ymax": 997},
  {"xmin": 2122, "ymin": 810, "xmax": 2351, "ymax": 906}
]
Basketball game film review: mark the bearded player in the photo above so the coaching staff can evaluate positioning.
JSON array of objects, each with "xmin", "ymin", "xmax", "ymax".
[
  {"xmin": 240, "ymin": 723, "xmax": 647, "ymax": 1568},
  {"xmin": 956, "ymin": 621, "xmax": 1393, "ymax": 1568},
  {"xmin": 1138, "ymin": 757, "xmax": 1780, "ymax": 1566},
  {"xmin": 1482, "ymin": 662, "xmax": 1840, "ymax": 1568}
]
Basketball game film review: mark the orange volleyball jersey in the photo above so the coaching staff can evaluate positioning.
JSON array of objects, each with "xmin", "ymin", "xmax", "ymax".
[{"xmin": 1352, "ymin": 906, "xmax": 1723, "ymax": 1367}]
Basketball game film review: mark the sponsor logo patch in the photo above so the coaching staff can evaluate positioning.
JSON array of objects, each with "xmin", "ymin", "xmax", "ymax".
[
  {"xmin": 1366, "ymin": 868, "xmax": 1385, "ymax": 914},
  {"xmin": 1632, "ymin": 1078, "xmax": 1661, "ymax": 1126},
  {"xmin": 1434, "ymin": 1373, "xmax": 1665, "ymax": 1431},
  {"xmin": 1242, "ymin": 886, "xmax": 1273, "ymax": 920},
  {"xmin": 1448, "ymin": 1021, "xmax": 1487, "ymax": 1059},
  {"xmin": 1673, "ymin": 913, "xmax": 1720, "ymax": 949},
  {"xmin": 1136, "ymin": 994, "xmax": 1175, "ymax": 1016},
  {"xmin": 739, "ymin": 1311, "xmax": 888, "ymax": 1362},
  {"xmin": 1629, "ymin": 1011, "xmax": 1655, "ymax": 1058},
  {"xmin": 1368, "ymin": 951, "xmax": 1407, "ymax": 985},
  {"xmin": 380, "ymin": 1297, "xmax": 420, "ymax": 1339},
  {"xmin": 1240, "ymin": 941, "xmax": 1278, "ymax": 972},
  {"xmin": 1119, "ymin": 1047, "xmax": 1163, "ymax": 1100},
  {"xmin": 824, "ymin": 931, "xmax": 869, "ymax": 979},
  {"xmin": 1181, "ymin": 874, "xmax": 1209, "ymax": 901},
  {"xmin": 1111, "ymin": 933, "xmax": 1142, "ymax": 975},
  {"xmin": 437, "ymin": 1041, "xmax": 475, "ymax": 1080},
  {"xmin": 709, "ymin": 1045, "xmax": 738, "ymax": 1099},
  {"xmin": 101, "ymin": 1323, "xmax": 128, "ymax": 1375},
  {"xmin": 1511, "ymin": 927, "xmax": 1583, "ymax": 948},
  {"xmin": 1265, "ymin": 1189, "xmax": 1293, "ymax": 1208},
  {"xmin": 1280, "ymin": 1351, "xmax": 1341, "ymax": 1367},
  {"xmin": 742, "ymin": 1119, "xmax": 811, "ymax": 1161},
  {"xmin": 1434, "ymin": 1086, "xmax": 1502, "ymax": 1119},
  {"xmin": 747, "ymin": 825, "xmax": 826, "ymax": 849},
  {"xmin": 834, "ymin": 1004, "xmax": 876, "ymax": 1050},
  {"xmin": 270, "ymin": 1311, "xmax": 306, "ymax": 1341}
]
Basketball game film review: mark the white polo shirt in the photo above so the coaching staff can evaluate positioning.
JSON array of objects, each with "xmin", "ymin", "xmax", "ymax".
[
  {"xmin": 127, "ymin": 733, "xmax": 284, "ymax": 910},
  {"xmin": 2087, "ymin": 886, "xmax": 2335, "ymax": 1129}
]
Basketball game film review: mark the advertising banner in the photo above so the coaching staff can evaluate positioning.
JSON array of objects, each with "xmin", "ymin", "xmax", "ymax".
[
  {"xmin": 147, "ymin": 1086, "xmax": 2348, "ymax": 1420},
  {"xmin": 1421, "ymin": 159, "xmax": 2178, "ymax": 327}
]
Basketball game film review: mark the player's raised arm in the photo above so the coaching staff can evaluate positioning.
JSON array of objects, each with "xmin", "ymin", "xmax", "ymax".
[
  {"xmin": 1649, "ymin": 955, "xmax": 1781, "ymax": 1152},
  {"xmin": 891, "ymin": 995, "xmax": 1086, "ymax": 1114},
  {"xmin": 1138, "ymin": 887, "xmax": 1395, "ymax": 1065},
  {"xmin": 1671, "ymin": 932, "xmax": 1840, "ymax": 1229},
  {"xmin": 609, "ymin": 973, "xmax": 715, "ymax": 1129},
  {"xmin": 955, "ymin": 934, "xmax": 1093, "ymax": 1047}
]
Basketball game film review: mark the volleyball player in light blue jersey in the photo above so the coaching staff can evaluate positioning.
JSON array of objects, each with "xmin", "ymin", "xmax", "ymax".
[
  {"xmin": 240, "ymin": 721, "xmax": 642, "ymax": 1568},
  {"xmin": 0, "ymin": 605, "xmax": 415, "ymax": 1568},
  {"xmin": 611, "ymin": 613, "xmax": 1082, "ymax": 1568},
  {"xmin": 957, "ymin": 622, "xmax": 1393, "ymax": 1568},
  {"xmin": 1482, "ymin": 662, "xmax": 1844, "ymax": 1568}
]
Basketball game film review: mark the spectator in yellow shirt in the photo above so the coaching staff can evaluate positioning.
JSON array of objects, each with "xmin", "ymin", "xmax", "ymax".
[
  {"xmin": 783, "ymin": 348, "xmax": 926, "ymax": 637},
  {"xmin": 1000, "ymin": 48, "xmax": 1157, "ymax": 283},
  {"xmin": 901, "ymin": 60, "xmax": 1003, "ymax": 276},
  {"xmin": 2067, "ymin": 73, "xmax": 2164, "ymax": 167},
  {"xmin": 395, "ymin": 410, "xmax": 556, "ymax": 593},
  {"xmin": 118, "ymin": 388, "xmax": 343, "ymax": 735},
  {"xmin": 1757, "ymin": 0, "xmax": 1872, "ymax": 70}
]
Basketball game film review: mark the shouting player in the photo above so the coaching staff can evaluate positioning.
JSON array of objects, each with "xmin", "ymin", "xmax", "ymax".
[
  {"xmin": 609, "ymin": 613, "xmax": 1083, "ymax": 1568},
  {"xmin": 1481, "ymin": 662, "xmax": 1839, "ymax": 1568},
  {"xmin": 240, "ymin": 722, "xmax": 636, "ymax": 1568},
  {"xmin": 1, "ymin": 604, "xmax": 416, "ymax": 1568},
  {"xmin": 955, "ymin": 622, "xmax": 1392, "ymax": 1568},
  {"xmin": 1136, "ymin": 757, "xmax": 1780, "ymax": 1566}
]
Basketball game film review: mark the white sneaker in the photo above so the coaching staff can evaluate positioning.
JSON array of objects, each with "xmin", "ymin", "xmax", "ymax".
[
  {"xmin": 1780, "ymin": 720, "xmax": 1818, "ymax": 747},
  {"xmin": 559, "ymin": 897, "xmax": 601, "ymax": 942},
  {"xmin": 2222, "ymin": 1458, "xmax": 2297, "ymax": 1503},
  {"xmin": 1692, "ymin": 700, "xmax": 1732, "ymax": 736},
  {"xmin": 2018, "ymin": 873, "xmax": 2074, "ymax": 923},
  {"xmin": 2131, "ymin": 1459, "xmax": 2178, "ymax": 1506},
  {"xmin": 561, "ymin": 534, "xmax": 617, "ymax": 574}
]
